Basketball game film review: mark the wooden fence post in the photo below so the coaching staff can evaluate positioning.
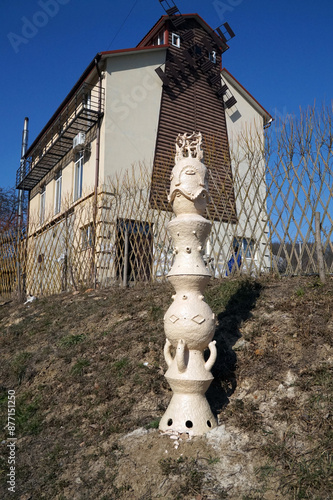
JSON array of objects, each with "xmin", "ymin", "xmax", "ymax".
[{"xmin": 315, "ymin": 212, "xmax": 326, "ymax": 283}]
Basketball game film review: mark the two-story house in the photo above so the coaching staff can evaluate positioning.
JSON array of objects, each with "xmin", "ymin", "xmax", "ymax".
[{"xmin": 16, "ymin": 13, "xmax": 272, "ymax": 295}]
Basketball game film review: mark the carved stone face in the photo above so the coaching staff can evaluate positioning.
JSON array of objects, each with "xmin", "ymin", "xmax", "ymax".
[{"xmin": 168, "ymin": 158, "xmax": 209, "ymax": 205}]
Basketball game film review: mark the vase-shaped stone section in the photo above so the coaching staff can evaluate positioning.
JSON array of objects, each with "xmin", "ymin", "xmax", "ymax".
[{"xmin": 159, "ymin": 132, "xmax": 217, "ymax": 436}]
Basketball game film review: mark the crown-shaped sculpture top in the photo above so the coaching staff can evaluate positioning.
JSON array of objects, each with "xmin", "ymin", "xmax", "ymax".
[
  {"xmin": 175, "ymin": 132, "xmax": 204, "ymax": 162},
  {"xmin": 168, "ymin": 132, "xmax": 209, "ymax": 205}
]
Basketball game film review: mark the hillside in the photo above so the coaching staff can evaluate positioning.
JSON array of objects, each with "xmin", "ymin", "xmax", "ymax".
[{"xmin": 0, "ymin": 275, "xmax": 332, "ymax": 499}]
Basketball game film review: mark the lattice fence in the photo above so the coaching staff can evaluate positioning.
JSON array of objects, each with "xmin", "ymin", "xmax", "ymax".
[
  {"xmin": 18, "ymin": 167, "xmax": 175, "ymax": 297},
  {"xmin": 1, "ymin": 105, "xmax": 332, "ymax": 298},
  {"xmin": 0, "ymin": 229, "xmax": 25, "ymax": 298},
  {"xmin": 266, "ymin": 105, "xmax": 333, "ymax": 275}
]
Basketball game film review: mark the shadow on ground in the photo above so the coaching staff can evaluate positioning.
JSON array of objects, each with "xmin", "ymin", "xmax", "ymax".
[{"xmin": 206, "ymin": 279, "xmax": 262, "ymax": 416}]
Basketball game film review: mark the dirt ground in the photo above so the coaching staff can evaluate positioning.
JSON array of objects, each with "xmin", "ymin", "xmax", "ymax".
[{"xmin": 0, "ymin": 275, "xmax": 332, "ymax": 499}]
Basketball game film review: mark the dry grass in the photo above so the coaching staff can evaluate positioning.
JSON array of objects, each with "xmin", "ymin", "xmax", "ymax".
[{"xmin": 0, "ymin": 275, "xmax": 332, "ymax": 499}]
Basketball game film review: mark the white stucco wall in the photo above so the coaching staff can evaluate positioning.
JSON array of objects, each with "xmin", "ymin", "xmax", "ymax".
[
  {"xmin": 211, "ymin": 72, "xmax": 271, "ymax": 274},
  {"xmin": 101, "ymin": 49, "xmax": 166, "ymax": 183}
]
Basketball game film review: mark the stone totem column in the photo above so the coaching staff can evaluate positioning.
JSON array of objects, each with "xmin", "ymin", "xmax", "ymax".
[{"xmin": 159, "ymin": 132, "xmax": 217, "ymax": 436}]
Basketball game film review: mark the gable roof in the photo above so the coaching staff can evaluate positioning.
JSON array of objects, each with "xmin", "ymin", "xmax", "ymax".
[{"xmin": 137, "ymin": 13, "xmax": 229, "ymax": 51}]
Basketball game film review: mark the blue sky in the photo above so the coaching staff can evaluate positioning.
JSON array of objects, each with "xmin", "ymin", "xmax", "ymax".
[{"xmin": 1, "ymin": 0, "xmax": 332, "ymax": 189}]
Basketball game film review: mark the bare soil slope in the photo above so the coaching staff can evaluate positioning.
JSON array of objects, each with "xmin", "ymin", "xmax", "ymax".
[{"xmin": 0, "ymin": 275, "xmax": 332, "ymax": 499}]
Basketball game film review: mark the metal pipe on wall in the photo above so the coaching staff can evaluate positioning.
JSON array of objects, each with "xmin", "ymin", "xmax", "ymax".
[
  {"xmin": 92, "ymin": 57, "xmax": 103, "ymax": 288},
  {"xmin": 18, "ymin": 117, "xmax": 29, "ymax": 227},
  {"xmin": 17, "ymin": 117, "xmax": 29, "ymax": 299}
]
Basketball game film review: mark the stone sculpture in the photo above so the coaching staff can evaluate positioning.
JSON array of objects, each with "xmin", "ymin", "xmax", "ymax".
[{"xmin": 159, "ymin": 132, "xmax": 217, "ymax": 436}]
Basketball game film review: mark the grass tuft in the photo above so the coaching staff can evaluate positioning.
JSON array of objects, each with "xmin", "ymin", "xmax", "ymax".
[
  {"xmin": 71, "ymin": 359, "xmax": 90, "ymax": 376},
  {"xmin": 60, "ymin": 334, "xmax": 86, "ymax": 347},
  {"xmin": 11, "ymin": 352, "xmax": 32, "ymax": 384}
]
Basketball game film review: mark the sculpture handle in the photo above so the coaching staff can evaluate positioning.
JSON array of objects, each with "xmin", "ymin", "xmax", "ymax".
[
  {"xmin": 205, "ymin": 341, "xmax": 217, "ymax": 372},
  {"xmin": 176, "ymin": 339, "xmax": 187, "ymax": 373},
  {"xmin": 164, "ymin": 339, "xmax": 173, "ymax": 367}
]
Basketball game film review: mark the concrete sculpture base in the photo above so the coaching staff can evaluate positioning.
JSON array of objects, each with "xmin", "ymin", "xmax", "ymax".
[
  {"xmin": 159, "ymin": 132, "xmax": 217, "ymax": 436},
  {"xmin": 159, "ymin": 394, "xmax": 216, "ymax": 434}
]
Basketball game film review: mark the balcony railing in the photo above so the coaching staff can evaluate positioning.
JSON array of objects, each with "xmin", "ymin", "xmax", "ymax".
[{"xmin": 16, "ymin": 82, "xmax": 104, "ymax": 191}]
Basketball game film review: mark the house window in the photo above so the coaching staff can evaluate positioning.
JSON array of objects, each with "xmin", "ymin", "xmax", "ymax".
[
  {"xmin": 171, "ymin": 33, "xmax": 180, "ymax": 48},
  {"xmin": 83, "ymin": 91, "xmax": 92, "ymax": 126},
  {"xmin": 74, "ymin": 151, "xmax": 84, "ymax": 201},
  {"xmin": 54, "ymin": 170, "xmax": 62, "ymax": 215},
  {"xmin": 152, "ymin": 29, "xmax": 165, "ymax": 45},
  {"xmin": 83, "ymin": 91, "xmax": 91, "ymax": 109},
  {"xmin": 40, "ymin": 185, "xmax": 46, "ymax": 224},
  {"xmin": 234, "ymin": 237, "xmax": 256, "ymax": 259},
  {"xmin": 81, "ymin": 223, "xmax": 94, "ymax": 249},
  {"xmin": 209, "ymin": 51, "xmax": 217, "ymax": 64}
]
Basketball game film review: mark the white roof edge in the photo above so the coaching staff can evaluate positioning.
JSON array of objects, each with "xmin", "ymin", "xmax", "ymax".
[
  {"xmin": 100, "ymin": 45, "xmax": 168, "ymax": 61},
  {"xmin": 221, "ymin": 68, "xmax": 272, "ymax": 123}
]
